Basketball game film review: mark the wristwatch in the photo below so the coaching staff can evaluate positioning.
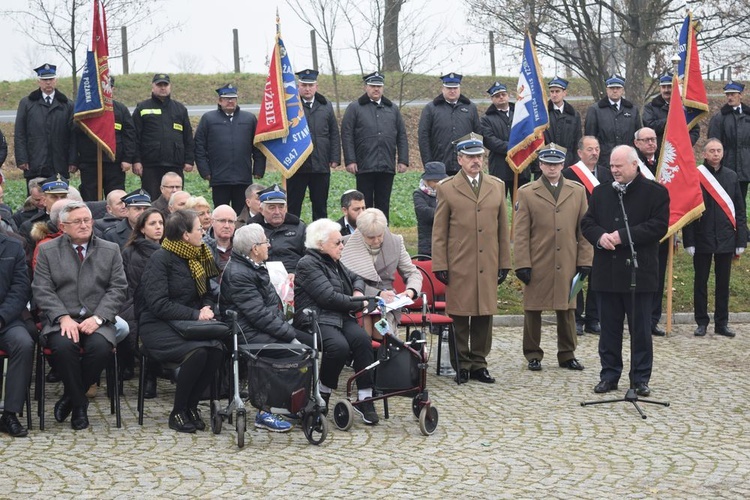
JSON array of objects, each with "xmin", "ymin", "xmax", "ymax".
[{"xmin": 94, "ymin": 316, "xmax": 104, "ymax": 326}]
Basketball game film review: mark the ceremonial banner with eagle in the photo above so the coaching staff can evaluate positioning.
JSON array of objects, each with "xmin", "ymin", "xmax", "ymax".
[
  {"xmin": 656, "ymin": 75, "xmax": 705, "ymax": 240},
  {"xmin": 253, "ymin": 19, "xmax": 313, "ymax": 178}
]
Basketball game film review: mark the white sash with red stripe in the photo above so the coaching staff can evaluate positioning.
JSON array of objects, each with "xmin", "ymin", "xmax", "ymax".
[
  {"xmin": 697, "ymin": 165, "xmax": 736, "ymax": 228},
  {"xmin": 637, "ymin": 159, "xmax": 656, "ymax": 181},
  {"xmin": 568, "ymin": 161, "xmax": 599, "ymax": 194}
]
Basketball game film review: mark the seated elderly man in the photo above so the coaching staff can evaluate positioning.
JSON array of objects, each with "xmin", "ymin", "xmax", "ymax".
[
  {"xmin": 102, "ymin": 189, "xmax": 152, "ymax": 249},
  {"xmin": 19, "ymin": 176, "xmax": 69, "ymax": 251},
  {"xmin": 205, "ymin": 204, "xmax": 236, "ymax": 277},
  {"xmin": 168, "ymin": 190, "xmax": 191, "ymax": 214},
  {"xmin": 151, "ymin": 171, "xmax": 183, "ymax": 216},
  {"xmin": 340, "ymin": 208, "xmax": 421, "ymax": 338},
  {"xmin": 0, "ymin": 230, "xmax": 34, "ymax": 437},
  {"xmin": 32, "ymin": 201, "xmax": 127, "ymax": 430},
  {"xmin": 94, "ymin": 189, "xmax": 128, "ymax": 236},
  {"xmin": 249, "ymin": 184, "xmax": 306, "ymax": 274}
]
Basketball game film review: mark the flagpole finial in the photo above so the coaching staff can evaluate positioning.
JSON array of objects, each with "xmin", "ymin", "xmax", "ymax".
[{"xmin": 671, "ymin": 53, "xmax": 681, "ymax": 75}]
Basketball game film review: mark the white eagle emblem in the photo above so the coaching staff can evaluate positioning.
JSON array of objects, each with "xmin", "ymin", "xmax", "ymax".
[{"xmin": 658, "ymin": 141, "xmax": 679, "ymax": 184}]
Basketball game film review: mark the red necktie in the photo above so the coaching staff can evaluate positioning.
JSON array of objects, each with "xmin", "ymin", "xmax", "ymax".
[{"xmin": 76, "ymin": 245, "xmax": 85, "ymax": 262}]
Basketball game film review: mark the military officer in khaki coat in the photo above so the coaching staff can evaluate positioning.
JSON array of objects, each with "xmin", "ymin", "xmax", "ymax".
[
  {"xmin": 432, "ymin": 133, "xmax": 512, "ymax": 384},
  {"xmin": 514, "ymin": 144, "xmax": 593, "ymax": 372}
]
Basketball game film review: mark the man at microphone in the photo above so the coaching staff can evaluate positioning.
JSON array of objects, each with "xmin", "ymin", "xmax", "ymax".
[{"xmin": 581, "ymin": 145, "xmax": 669, "ymax": 397}]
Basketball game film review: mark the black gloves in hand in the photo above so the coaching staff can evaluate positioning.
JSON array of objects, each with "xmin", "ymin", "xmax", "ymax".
[
  {"xmin": 498, "ymin": 269, "xmax": 509, "ymax": 285},
  {"xmin": 577, "ymin": 266, "xmax": 591, "ymax": 281},
  {"xmin": 515, "ymin": 268, "xmax": 531, "ymax": 285},
  {"xmin": 435, "ymin": 270, "xmax": 449, "ymax": 285}
]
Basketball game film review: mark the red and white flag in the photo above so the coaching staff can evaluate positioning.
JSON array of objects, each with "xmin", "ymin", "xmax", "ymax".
[{"xmin": 656, "ymin": 75, "xmax": 704, "ymax": 240}]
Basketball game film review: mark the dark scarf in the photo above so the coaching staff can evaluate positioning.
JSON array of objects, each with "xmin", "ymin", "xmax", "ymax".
[{"xmin": 162, "ymin": 238, "xmax": 218, "ymax": 297}]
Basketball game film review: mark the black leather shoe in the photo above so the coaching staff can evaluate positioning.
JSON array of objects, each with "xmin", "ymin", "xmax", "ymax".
[
  {"xmin": 0, "ymin": 412, "xmax": 29, "ymax": 437},
  {"xmin": 320, "ymin": 392, "xmax": 331, "ymax": 415},
  {"xmin": 454, "ymin": 369, "xmax": 469, "ymax": 384},
  {"xmin": 715, "ymin": 326, "xmax": 736, "ymax": 338},
  {"xmin": 169, "ymin": 410, "xmax": 196, "ymax": 433},
  {"xmin": 576, "ymin": 323, "xmax": 584, "ymax": 336},
  {"xmin": 46, "ymin": 368, "xmax": 61, "ymax": 383},
  {"xmin": 188, "ymin": 407, "xmax": 206, "ymax": 431},
  {"xmin": 528, "ymin": 359, "xmax": 542, "ymax": 371},
  {"xmin": 584, "ymin": 323, "xmax": 601, "ymax": 334},
  {"xmin": 470, "ymin": 368, "xmax": 496, "ymax": 383},
  {"xmin": 54, "ymin": 395, "xmax": 72, "ymax": 423},
  {"xmin": 144, "ymin": 378, "xmax": 157, "ymax": 399},
  {"xmin": 559, "ymin": 358, "xmax": 585, "ymax": 370},
  {"xmin": 694, "ymin": 325, "xmax": 707, "ymax": 336},
  {"xmin": 652, "ymin": 326, "xmax": 666, "ymax": 336},
  {"xmin": 594, "ymin": 380, "xmax": 618, "ymax": 393},
  {"xmin": 634, "ymin": 382, "xmax": 651, "ymax": 397},
  {"xmin": 71, "ymin": 406, "xmax": 89, "ymax": 430}
]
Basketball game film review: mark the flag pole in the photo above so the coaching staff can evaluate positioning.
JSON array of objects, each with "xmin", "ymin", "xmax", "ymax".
[
  {"xmin": 510, "ymin": 171, "xmax": 519, "ymax": 242},
  {"xmin": 97, "ymin": 144, "xmax": 103, "ymax": 201},
  {"xmin": 665, "ymin": 234, "xmax": 674, "ymax": 335}
]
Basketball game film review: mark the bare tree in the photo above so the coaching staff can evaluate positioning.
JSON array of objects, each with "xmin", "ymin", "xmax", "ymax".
[
  {"xmin": 4, "ymin": 0, "xmax": 181, "ymax": 94},
  {"xmin": 173, "ymin": 52, "xmax": 203, "ymax": 74},
  {"xmin": 383, "ymin": 0, "xmax": 406, "ymax": 72},
  {"xmin": 287, "ymin": 0, "xmax": 343, "ymax": 115}
]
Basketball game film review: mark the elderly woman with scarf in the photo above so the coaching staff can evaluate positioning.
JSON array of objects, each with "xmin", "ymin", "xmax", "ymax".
[
  {"xmin": 340, "ymin": 208, "xmax": 422, "ymax": 338},
  {"xmin": 412, "ymin": 162, "xmax": 448, "ymax": 256},
  {"xmin": 138, "ymin": 209, "xmax": 224, "ymax": 434}
]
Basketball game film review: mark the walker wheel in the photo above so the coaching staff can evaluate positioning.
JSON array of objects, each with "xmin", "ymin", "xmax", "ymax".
[
  {"xmin": 236, "ymin": 409, "xmax": 246, "ymax": 448},
  {"xmin": 303, "ymin": 411, "xmax": 329, "ymax": 445},
  {"xmin": 333, "ymin": 400, "xmax": 354, "ymax": 431},
  {"xmin": 411, "ymin": 395, "xmax": 423, "ymax": 419},
  {"xmin": 210, "ymin": 400, "xmax": 223, "ymax": 434},
  {"xmin": 418, "ymin": 405, "xmax": 438, "ymax": 436}
]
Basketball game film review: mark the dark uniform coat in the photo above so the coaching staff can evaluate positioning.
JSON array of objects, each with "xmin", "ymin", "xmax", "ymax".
[
  {"xmin": 133, "ymin": 94, "xmax": 194, "ymax": 168},
  {"xmin": 545, "ymin": 100, "xmax": 582, "ymax": 166},
  {"xmin": 101, "ymin": 218, "xmax": 132, "ymax": 250},
  {"xmin": 418, "ymin": 94, "xmax": 481, "ymax": 175},
  {"xmin": 708, "ymin": 103, "xmax": 750, "ymax": 182},
  {"xmin": 584, "ymin": 98, "xmax": 642, "ymax": 168},
  {"xmin": 297, "ymin": 93, "xmax": 341, "ymax": 174},
  {"xmin": 432, "ymin": 172, "xmax": 512, "ymax": 315},
  {"xmin": 194, "ymin": 106, "xmax": 266, "ymax": 185},
  {"xmin": 340, "ymin": 94, "xmax": 409, "ymax": 173},
  {"xmin": 580, "ymin": 173, "xmax": 669, "ymax": 293},
  {"xmin": 413, "ymin": 188, "xmax": 437, "ymax": 255},
  {"xmin": 480, "ymin": 103, "xmax": 525, "ymax": 183},
  {"xmin": 14, "ymin": 89, "xmax": 75, "ymax": 179},
  {"xmin": 513, "ymin": 178, "xmax": 592, "ymax": 310},
  {"xmin": 248, "ymin": 212, "xmax": 306, "ymax": 273},
  {"xmin": 683, "ymin": 163, "xmax": 748, "ymax": 254},
  {"xmin": 642, "ymin": 94, "xmax": 699, "ymax": 148}
]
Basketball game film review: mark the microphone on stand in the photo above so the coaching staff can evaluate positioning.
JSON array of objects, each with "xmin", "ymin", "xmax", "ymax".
[{"xmin": 612, "ymin": 181, "xmax": 628, "ymax": 195}]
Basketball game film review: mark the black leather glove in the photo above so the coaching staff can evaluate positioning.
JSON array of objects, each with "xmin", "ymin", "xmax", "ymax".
[
  {"xmin": 577, "ymin": 266, "xmax": 591, "ymax": 281},
  {"xmin": 515, "ymin": 268, "xmax": 531, "ymax": 285},
  {"xmin": 435, "ymin": 270, "xmax": 449, "ymax": 285},
  {"xmin": 498, "ymin": 269, "xmax": 509, "ymax": 285}
]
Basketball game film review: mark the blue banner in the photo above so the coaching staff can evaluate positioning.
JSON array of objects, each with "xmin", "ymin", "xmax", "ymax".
[{"xmin": 74, "ymin": 50, "xmax": 103, "ymax": 117}]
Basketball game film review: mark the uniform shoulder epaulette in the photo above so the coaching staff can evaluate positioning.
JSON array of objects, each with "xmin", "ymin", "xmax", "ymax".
[
  {"xmin": 517, "ymin": 182, "xmax": 532, "ymax": 190},
  {"xmin": 438, "ymin": 175, "xmax": 454, "ymax": 185}
]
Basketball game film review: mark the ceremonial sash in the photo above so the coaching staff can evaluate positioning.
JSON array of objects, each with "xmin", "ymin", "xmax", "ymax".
[
  {"xmin": 697, "ymin": 165, "xmax": 736, "ymax": 229},
  {"xmin": 637, "ymin": 159, "xmax": 656, "ymax": 181},
  {"xmin": 568, "ymin": 161, "xmax": 599, "ymax": 194}
]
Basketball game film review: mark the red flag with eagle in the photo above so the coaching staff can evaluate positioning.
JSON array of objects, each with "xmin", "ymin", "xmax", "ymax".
[{"xmin": 655, "ymin": 75, "xmax": 704, "ymax": 240}]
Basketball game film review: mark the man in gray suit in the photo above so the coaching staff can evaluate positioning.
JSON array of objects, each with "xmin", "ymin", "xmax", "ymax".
[{"xmin": 32, "ymin": 201, "xmax": 127, "ymax": 430}]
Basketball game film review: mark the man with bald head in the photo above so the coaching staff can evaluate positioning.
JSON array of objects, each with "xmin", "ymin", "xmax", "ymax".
[
  {"xmin": 205, "ymin": 204, "xmax": 236, "ymax": 277},
  {"xmin": 168, "ymin": 191, "xmax": 191, "ymax": 213},
  {"xmin": 94, "ymin": 189, "xmax": 128, "ymax": 236},
  {"xmin": 151, "ymin": 172, "xmax": 183, "ymax": 216}
]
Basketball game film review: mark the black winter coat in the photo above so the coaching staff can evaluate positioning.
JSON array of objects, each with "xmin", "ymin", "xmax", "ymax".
[
  {"xmin": 249, "ymin": 213, "xmax": 306, "ymax": 273},
  {"xmin": 297, "ymin": 93, "xmax": 341, "ymax": 174},
  {"xmin": 220, "ymin": 250, "xmax": 299, "ymax": 343},
  {"xmin": 194, "ymin": 106, "xmax": 266, "ymax": 185},
  {"xmin": 545, "ymin": 100, "xmax": 582, "ymax": 166},
  {"xmin": 581, "ymin": 173, "xmax": 669, "ymax": 293},
  {"xmin": 133, "ymin": 94, "xmax": 194, "ymax": 168},
  {"xmin": 481, "ymin": 104, "xmax": 529, "ymax": 183},
  {"xmin": 642, "ymin": 94, "xmax": 700, "ymax": 148},
  {"xmin": 120, "ymin": 238, "xmax": 161, "ymax": 321},
  {"xmin": 683, "ymin": 163, "xmax": 748, "ymax": 254},
  {"xmin": 293, "ymin": 249, "xmax": 365, "ymax": 329},
  {"xmin": 138, "ymin": 248, "xmax": 221, "ymax": 363},
  {"xmin": 341, "ymin": 94, "xmax": 409, "ymax": 173},
  {"xmin": 0, "ymin": 234, "xmax": 31, "ymax": 329},
  {"xmin": 74, "ymin": 100, "xmax": 136, "ymax": 165},
  {"xmin": 101, "ymin": 218, "xmax": 132, "ymax": 250},
  {"xmin": 418, "ymin": 94, "xmax": 481, "ymax": 175},
  {"xmin": 708, "ymin": 103, "xmax": 750, "ymax": 182},
  {"xmin": 413, "ymin": 188, "xmax": 437, "ymax": 256},
  {"xmin": 584, "ymin": 97, "xmax": 642, "ymax": 168},
  {"xmin": 14, "ymin": 89, "xmax": 75, "ymax": 179}
]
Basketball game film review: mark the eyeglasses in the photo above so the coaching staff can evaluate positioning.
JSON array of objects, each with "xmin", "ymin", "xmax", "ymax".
[
  {"xmin": 214, "ymin": 218, "xmax": 237, "ymax": 225},
  {"xmin": 254, "ymin": 240, "xmax": 271, "ymax": 247},
  {"xmin": 64, "ymin": 218, "xmax": 93, "ymax": 226},
  {"xmin": 161, "ymin": 185, "xmax": 182, "ymax": 190},
  {"xmin": 637, "ymin": 137, "xmax": 657, "ymax": 143}
]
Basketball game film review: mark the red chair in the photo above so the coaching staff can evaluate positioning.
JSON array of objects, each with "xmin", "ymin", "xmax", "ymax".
[
  {"xmin": 0, "ymin": 349, "xmax": 33, "ymax": 430},
  {"xmin": 36, "ymin": 344, "xmax": 121, "ymax": 430}
]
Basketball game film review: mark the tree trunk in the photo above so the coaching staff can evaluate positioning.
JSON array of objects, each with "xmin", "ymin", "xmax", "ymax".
[{"xmin": 383, "ymin": 0, "xmax": 403, "ymax": 72}]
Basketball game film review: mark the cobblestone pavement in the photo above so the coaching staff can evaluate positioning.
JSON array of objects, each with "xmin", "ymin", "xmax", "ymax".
[{"xmin": 1, "ymin": 323, "xmax": 749, "ymax": 499}]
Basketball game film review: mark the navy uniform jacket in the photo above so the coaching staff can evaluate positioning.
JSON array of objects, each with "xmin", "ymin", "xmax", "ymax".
[
  {"xmin": 297, "ymin": 93, "xmax": 341, "ymax": 174},
  {"xmin": 642, "ymin": 94, "xmax": 699, "ymax": 149},
  {"xmin": 708, "ymin": 103, "xmax": 750, "ymax": 182},
  {"xmin": 545, "ymin": 100, "xmax": 582, "ymax": 166},
  {"xmin": 581, "ymin": 173, "xmax": 669, "ymax": 293},
  {"xmin": 101, "ymin": 218, "xmax": 132, "ymax": 250},
  {"xmin": 249, "ymin": 213, "xmax": 306, "ymax": 273},
  {"xmin": 418, "ymin": 94, "xmax": 481, "ymax": 175},
  {"xmin": 584, "ymin": 97, "xmax": 642, "ymax": 169},
  {"xmin": 0, "ymin": 234, "xmax": 31, "ymax": 330}
]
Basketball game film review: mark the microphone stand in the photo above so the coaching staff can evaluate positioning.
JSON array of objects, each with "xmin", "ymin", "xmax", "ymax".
[{"xmin": 581, "ymin": 186, "xmax": 670, "ymax": 419}]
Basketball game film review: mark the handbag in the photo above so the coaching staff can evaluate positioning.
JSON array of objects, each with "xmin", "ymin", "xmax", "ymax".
[{"xmin": 169, "ymin": 320, "xmax": 231, "ymax": 341}]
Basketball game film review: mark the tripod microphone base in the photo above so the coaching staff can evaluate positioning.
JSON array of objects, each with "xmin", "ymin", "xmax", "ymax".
[{"xmin": 581, "ymin": 388, "xmax": 670, "ymax": 419}]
